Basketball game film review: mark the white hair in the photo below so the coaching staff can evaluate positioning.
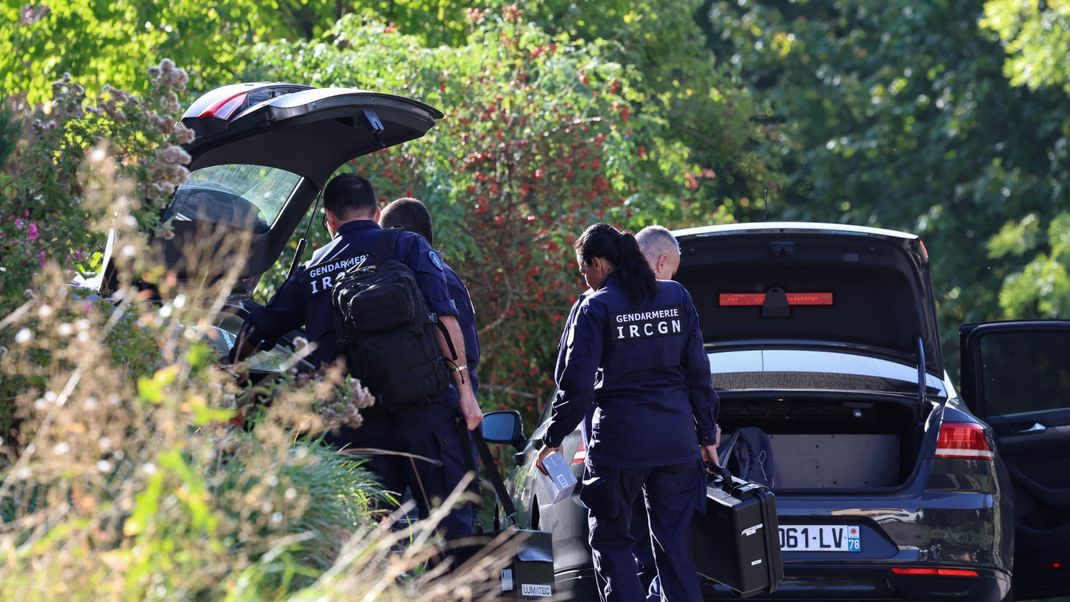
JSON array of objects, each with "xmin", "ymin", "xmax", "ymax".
[{"xmin": 636, "ymin": 225, "xmax": 679, "ymax": 261}]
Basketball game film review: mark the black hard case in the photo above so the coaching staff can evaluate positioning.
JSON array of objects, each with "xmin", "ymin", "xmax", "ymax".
[{"xmin": 691, "ymin": 469, "xmax": 784, "ymax": 598}]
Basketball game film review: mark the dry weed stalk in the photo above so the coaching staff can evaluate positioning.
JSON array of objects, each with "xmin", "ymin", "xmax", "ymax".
[{"xmin": 0, "ymin": 146, "xmax": 516, "ymax": 600}]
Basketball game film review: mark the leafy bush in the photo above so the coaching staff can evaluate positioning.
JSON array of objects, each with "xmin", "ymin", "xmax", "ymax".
[{"xmin": 0, "ymin": 66, "xmax": 504, "ymax": 599}]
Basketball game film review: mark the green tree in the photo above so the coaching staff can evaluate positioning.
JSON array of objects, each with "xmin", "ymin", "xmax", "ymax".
[
  {"xmin": 705, "ymin": 0, "xmax": 1070, "ymax": 373},
  {"xmin": 982, "ymin": 0, "xmax": 1070, "ymax": 94},
  {"xmin": 245, "ymin": 10, "xmax": 665, "ymax": 414},
  {"xmin": 0, "ymin": 0, "xmax": 345, "ymax": 104}
]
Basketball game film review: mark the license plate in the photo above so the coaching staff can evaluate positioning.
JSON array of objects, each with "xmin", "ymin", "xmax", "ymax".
[{"xmin": 778, "ymin": 525, "xmax": 861, "ymax": 552}]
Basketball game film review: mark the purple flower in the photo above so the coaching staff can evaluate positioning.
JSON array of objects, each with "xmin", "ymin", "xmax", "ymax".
[
  {"xmin": 27, "ymin": 223, "xmax": 38, "ymax": 242},
  {"xmin": 38, "ymin": 251, "xmax": 46, "ymax": 267},
  {"xmin": 14, "ymin": 218, "xmax": 23, "ymax": 229}
]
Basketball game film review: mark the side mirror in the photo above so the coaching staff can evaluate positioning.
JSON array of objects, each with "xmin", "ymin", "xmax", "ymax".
[{"xmin": 481, "ymin": 410, "xmax": 526, "ymax": 449}]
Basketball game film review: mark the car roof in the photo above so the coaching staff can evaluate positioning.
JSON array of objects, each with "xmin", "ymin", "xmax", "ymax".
[{"xmin": 673, "ymin": 222, "xmax": 919, "ymax": 241}]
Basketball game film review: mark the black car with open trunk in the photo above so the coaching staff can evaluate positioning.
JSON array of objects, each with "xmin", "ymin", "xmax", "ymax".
[{"xmin": 482, "ymin": 222, "xmax": 1070, "ymax": 601}]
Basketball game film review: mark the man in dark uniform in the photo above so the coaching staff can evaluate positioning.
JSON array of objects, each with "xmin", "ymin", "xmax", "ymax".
[
  {"xmin": 538, "ymin": 224, "xmax": 719, "ymax": 602},
  {"xmin": 379, "ymin": 197, "xmax": 482, "ymax": 532},
  {"xmin": 380, "ymin": 197, "xmax": 480, "ymax": 398},
  {"xmin": 231, "ymin": 174, "xmax": 482, "ymax": 541}
]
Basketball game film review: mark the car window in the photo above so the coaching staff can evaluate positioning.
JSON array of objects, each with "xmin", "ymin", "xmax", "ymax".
[
  {"xmin": 164, "ymin": 164, "xmax": 303, "ymax": 233},
  {"xmin": 977, "ymin": 330, "xmax": 1070, "ymax": 417}
]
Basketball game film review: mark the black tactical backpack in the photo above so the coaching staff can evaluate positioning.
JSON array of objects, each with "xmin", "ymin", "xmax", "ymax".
[{"xmin": 331, "ymin": 228, "xmax": 452, "ymax": 409}]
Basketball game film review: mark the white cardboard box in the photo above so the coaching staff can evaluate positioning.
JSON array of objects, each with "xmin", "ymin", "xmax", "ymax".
[{"xmin": 540, "ymin": 451, "xmax": 578, "ymax": 503}]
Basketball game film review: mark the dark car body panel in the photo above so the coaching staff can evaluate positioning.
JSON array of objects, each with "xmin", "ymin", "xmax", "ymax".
[{"xmin": 494, "ymin": 223, "xmax": 1046, "ymax": 601}]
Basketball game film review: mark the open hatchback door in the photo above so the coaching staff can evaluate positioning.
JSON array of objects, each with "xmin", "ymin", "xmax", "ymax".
[
  {"xmin": 100, "ymin": 83, "xmax": 443, "ymax": 298},
  {"xmin": 960, "ymin": 320, "xmax": 1070, "ymax": 598}
]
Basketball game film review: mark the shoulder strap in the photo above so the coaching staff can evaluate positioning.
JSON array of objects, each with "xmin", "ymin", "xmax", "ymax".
[
  {"xmin": 472, "ymin": 427, "xmax": 517, "ymax": 525},
  {"xmin": 373, "ymin": 227, "xmax": 402, "ymax": 261}
]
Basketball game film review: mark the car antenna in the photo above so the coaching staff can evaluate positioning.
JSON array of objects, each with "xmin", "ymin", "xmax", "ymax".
[{"xmin": 286, "ymin": 194, "xmax": 321, "ymax": 282}]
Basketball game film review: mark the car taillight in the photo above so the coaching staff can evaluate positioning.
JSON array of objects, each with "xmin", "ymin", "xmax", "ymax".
[
  {"xmin": 935, "ymin": 422, "xmax": 993, "ymax": 461},
  {"xmin": 719, "ymin": 292, "xmax": 834, "ymax": 306},
  {"xmin": 572, "ymin": 440, "xmax": 587, "ymax": 464},
  {"xmin": 198, "ymin": 92, "xmax": 248, "ymax": 120},
  {"xmin": 891, "ymin": 567, "xmax": 979, "ymax": 578}
]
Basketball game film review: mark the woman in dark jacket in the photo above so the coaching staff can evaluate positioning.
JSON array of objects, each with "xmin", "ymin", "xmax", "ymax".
[{"xmin": 538, "ymin": 223, "xmax": 720, "ymax": 602}]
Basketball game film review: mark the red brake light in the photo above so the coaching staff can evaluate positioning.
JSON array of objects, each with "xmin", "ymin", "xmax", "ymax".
[
  {"xmin": 935, "ymin": 422, "xmax": 993, "ymax": 461},
  {"xmin": 720, "ymin": 293, "xmax": 766, "ymax": 306},
  {"xmin": 891, "ymin": 567, "xmax": 978, "ymax": 578},
  {"xmin": 1047, "ymin": 562, "xmax": 1064, "ymax": 570},
  {"xmin": 572, "ymin": 440, "xmax": 587, "ymax": 465},
  {"xmin": 198, "ymin": 92, "xmax": 248, "ymax": 120},
  {"xmin": 719, "ymin": 292, "xmax": 834, "ymax": 306}
]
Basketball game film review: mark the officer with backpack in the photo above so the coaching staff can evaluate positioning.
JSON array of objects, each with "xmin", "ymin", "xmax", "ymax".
[
  {"xmin": 230, "ymin": 174, "xmax": 481, "ymax": 541},
  {"xmin": 380, "ymin": 197, "xmax": 481, "ymax": 399},
  {"xmin": 379, "ymin": 197, "xmax": 482, "ymax": 522}
]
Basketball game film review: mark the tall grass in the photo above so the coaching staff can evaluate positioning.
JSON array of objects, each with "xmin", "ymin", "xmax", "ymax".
[{"xmin": 0, "ymin": 145, "xmax": 513, "ymax": 600}]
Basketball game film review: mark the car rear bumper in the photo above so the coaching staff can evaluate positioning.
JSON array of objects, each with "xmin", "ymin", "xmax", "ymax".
[
  {"xmin": 700, "ymin": 563, "xmax": 1011, "ymax": 601},
  {"xmin": 553, "ymin": 565, "xmax": 1011, "ymax": 601}
]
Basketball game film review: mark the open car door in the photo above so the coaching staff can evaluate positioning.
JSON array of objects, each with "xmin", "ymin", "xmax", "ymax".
[{"xmin": 960, "ymin": 320, "xmax": 1070, "ymax": 599}]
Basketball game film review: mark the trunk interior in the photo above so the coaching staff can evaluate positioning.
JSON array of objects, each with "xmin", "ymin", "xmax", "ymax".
[{"xmin": 717, "ymin": 393, "xmax": 931, "ymax": 490}]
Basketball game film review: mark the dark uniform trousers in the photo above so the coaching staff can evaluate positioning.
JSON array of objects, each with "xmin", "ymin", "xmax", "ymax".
[
  {"xmin": 330, "ymin": 401, "xmax": 476, "ymax": 541},
  {"xmin": 581, "ymin": 460, "xmax": 705, "ymax": 602}
]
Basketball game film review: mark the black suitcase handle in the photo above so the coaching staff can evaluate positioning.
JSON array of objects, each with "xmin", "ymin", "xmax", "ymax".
[{"xmin": 705, "ymin": 462, "xmax": 735, "ymax": 490}]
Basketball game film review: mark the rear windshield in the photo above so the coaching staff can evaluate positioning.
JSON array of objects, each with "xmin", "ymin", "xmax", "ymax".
[
  {"xmin": 677, "ymin": 263, "xmax": 921, "ymax": 355},
  {"xmin": 164, "ymin": 164, "xmax": 303, "ymax": 233}
]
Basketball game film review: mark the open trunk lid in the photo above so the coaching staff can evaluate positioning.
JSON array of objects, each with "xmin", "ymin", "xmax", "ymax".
[
  {"xmin": 100, "ymin": 83, "xmax": 443, "ymax": 298},
  {"xmin": 674, "ymin": 223, "xmax": 943, "ymax": 385}
]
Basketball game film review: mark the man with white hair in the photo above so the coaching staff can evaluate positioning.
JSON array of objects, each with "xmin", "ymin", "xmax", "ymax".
[
  {"xmin": 631, "ymin": 224, "xmax": 682, "ymax": 600},
  {"xmin": 636, "ymin": 225, "xmax": 681, "ymax": 280}
]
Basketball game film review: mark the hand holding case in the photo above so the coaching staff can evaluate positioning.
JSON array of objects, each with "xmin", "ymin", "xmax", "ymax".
[{"xmin": 691, "ymin": 466, "xmax": 785, "ymax": 598}]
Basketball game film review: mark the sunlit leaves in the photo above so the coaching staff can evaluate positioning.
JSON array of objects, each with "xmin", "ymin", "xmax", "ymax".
[{"xmin": 982, "ymin": 0, "xmax": 1070, "ymax": 94}]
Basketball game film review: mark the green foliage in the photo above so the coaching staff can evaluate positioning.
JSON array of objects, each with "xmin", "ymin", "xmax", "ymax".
[
  {"xmin": 0, "ymin": 62, "xmax": 192, "ymax": 316},
  {"xmin": 0, "ymin": 1, "xmax": 345, "ymax": 105},
  {"xmin": 521, "ymin": 0, "xmax": 785, "ymax": 219},
  {"xmin": 247, "ymin": 5, "xmax": 774, "ymax": 419},
  {"xmin": 982, "ymin": 0, "xmax": 1070, "ymax": 94},
  {"xmin": 706, "ymin": 0, "xmax": 1070, "ymax": 375},
  {"xmin": 996, "ymin": 212, "xmax": 1070, "ymax": 317},
  {"xmin": 0, "ymin": 185, "xmax": 471, "ymax": 597},
  {"xmin": 246, "ymin": 8, "xmax": 734, "ymax": 414}
]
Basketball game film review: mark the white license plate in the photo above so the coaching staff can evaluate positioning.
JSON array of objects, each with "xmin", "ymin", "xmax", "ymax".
[{"xmin": 778, "ymin": 525, "xmax": 861, "ymax": 552}]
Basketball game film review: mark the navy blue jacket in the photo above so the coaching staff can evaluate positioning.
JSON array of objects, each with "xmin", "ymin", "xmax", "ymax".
[
  {"xmin": 243, "ymin": 220, "xmax": 457, "ymax": 368},
  {"xmin": 543, "ymin": 275, "xmax": 719, "ymax": 469},
  {"xmin": 441, "ymin": 258, "xmax": 480, "ymax": 398}
]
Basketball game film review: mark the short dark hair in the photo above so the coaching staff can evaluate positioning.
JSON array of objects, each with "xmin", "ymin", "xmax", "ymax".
[
  {"xmin": 324, "ymin": 174, "xmax": 377, "ymax": 218},
  {"xmin": 380, "ymin": 197, "xmax": 434, "ymax": 246}
]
